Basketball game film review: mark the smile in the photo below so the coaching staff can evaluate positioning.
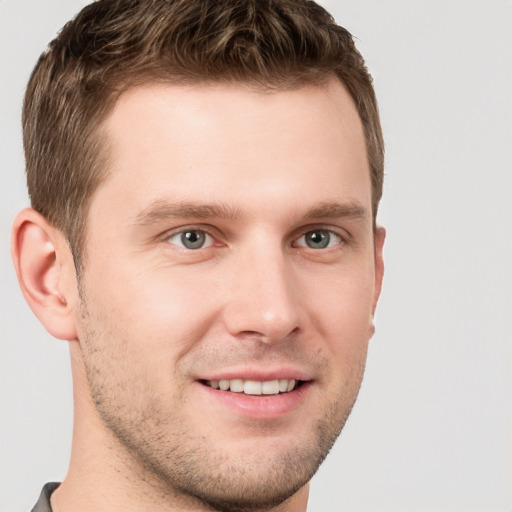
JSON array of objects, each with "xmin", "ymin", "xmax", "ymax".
[{"xmin": 203, "ymin": 378, "xmax": 300, "ymax": 395}]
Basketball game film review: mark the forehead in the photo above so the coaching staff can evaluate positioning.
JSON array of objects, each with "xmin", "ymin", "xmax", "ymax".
[{"xmin": 92, "ymin": 79, "xmax": 370, "ymax": 226}]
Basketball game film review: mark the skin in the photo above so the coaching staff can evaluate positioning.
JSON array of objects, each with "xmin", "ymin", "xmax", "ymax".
[{"xmin": 12, "ymin": 78, "xmax": 384, "ymax": 512}]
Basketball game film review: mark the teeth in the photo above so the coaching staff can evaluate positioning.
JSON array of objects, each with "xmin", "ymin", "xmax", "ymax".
[
  {"xmin": 244, "ymin": 380, "xmax": 262, "ymax": 395},
  {"xmin": 262, "ymin": 380, "xmax": 279, "ymax": 395},
  {"xmin": 205, "ymin": 378, "xmax": 298, "ymax": 395},
  {"xmin": 230, "ymin": 379, "xmax": 244, "ymax": 392}
]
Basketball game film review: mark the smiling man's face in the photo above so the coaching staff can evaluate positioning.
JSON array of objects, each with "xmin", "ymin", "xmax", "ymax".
[{"xmin": 72, "ymin": 78, "xmax": 384, "ymax": 510}]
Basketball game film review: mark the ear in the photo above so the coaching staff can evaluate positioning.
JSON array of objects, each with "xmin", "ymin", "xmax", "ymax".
[
  {"xmin": 372, "ymin": 226, "xmax": 386, "ymax": 315},
  {"xmin": 11, "ymin": 208, "xmax": 79, "ymax": 341}
]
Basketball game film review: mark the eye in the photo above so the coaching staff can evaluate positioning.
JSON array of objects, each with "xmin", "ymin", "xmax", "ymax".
[
  {"xmin": 295, "ymin": 229, "xmax": 342, "ymax": 250},
  {"xmin": 167, "ymin": 230, "xmax": 214, "ymax": 250}
]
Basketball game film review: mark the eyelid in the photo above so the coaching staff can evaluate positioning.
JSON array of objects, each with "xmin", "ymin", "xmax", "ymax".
[
  {"xmin": 160, "ymin": 225, "xmax": 222, "ymax": 249},
  {"xmin": 157, "ymin": 223, "xmax": 349, "ymax": 251},
  {"xmin": 167, "ymin": 231, "xmax": 214, "ymax": 249},
  {"xmin": 291, "ymin": 225, "xmax": 349, "ymax": 248}
]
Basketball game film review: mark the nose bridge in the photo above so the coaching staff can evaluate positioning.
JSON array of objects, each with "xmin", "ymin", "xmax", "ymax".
[{"xmin": 222, "ymin": 238, "xmax": 301, "ymax": 342}]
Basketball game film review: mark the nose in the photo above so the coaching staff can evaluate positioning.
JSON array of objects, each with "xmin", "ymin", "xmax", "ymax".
[{"xmin": 221, "ymin": 245, "xmax": 302, "ymax": 344}]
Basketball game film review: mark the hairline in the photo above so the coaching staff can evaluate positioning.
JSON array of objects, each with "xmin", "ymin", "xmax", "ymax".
[{"xmin": 73, "ymin": 73, "xmax": 378, "ymax": 274}]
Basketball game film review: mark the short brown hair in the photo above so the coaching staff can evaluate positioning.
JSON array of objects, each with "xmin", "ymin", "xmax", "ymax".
[{"xmin": 23, "ymin": 0, "xmax": 384, "ymax": 269}]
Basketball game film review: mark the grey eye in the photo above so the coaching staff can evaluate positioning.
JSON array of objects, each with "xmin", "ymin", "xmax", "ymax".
[
  {"xmin": 168, "ymin": 230, "xmax": 213, "ymax": 249},
  {"xmin": 296, "ymin": 229, "xmax": 341, "ymax": 249},
  {"xmin": 305, "ymin": 230, "xmax": 330, "ymax": 249}
]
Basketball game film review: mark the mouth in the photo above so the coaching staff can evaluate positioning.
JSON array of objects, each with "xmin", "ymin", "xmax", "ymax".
[
  {"xmin": 197, "ymin": 376, "xmax": 312, "ymax": 419},
  {"xmin": 200, "ymin": 378, "xmax": 304, "ymax": 396}
]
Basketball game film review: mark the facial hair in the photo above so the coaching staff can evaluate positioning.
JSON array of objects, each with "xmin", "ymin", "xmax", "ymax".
[{"xmin": 77, "ymin": 294, "xmax": 366, "ymax": 512}]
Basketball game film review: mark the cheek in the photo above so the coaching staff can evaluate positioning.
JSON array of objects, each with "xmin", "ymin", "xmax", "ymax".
[
  {"xmin": 76, "ymin": 272, "xmax": 195, "ymax": 412},
  {"xmin": 310, "ymin": 264, "xmax": 375, "ymax": 339},
  {"xmin": 82, "ymin": 259, "xmax": 221, "ymax": 365},
  {"xmin": 303, "ymin": 266, "xmax": 374, "ymax": 394}
]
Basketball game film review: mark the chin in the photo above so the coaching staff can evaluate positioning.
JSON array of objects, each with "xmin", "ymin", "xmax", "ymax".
[{"xmin": 134, "ymin": 414, "xmax": 343, "ymax": 512}]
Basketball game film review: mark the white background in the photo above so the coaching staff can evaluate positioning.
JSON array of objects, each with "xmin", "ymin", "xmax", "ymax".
[{"xmin": 1, "ymin": 1, "xmax": 510, "ymax": 511}]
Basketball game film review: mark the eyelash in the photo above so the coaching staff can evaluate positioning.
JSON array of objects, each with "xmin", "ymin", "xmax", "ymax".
[
  {"xmin": 293, "ymin": 229, "xmax": 343, "ymax": 250},
  {"xmin": 163, "ymin": 226, "xmax": 347, "ymax": 252},
  {"xmin": 166, "ymin": 229, "xmax": 216, "ymax": 250}
]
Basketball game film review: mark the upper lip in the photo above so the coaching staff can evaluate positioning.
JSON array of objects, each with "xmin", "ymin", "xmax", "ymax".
[{"xmin": 194, "ymin": 367, "xmax": 313, "ymax": 382}]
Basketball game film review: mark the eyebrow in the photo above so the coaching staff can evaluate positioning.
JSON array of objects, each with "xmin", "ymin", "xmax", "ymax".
[
  {"xmin": 303, "ymin": 201, "xmax": 368, "ymax": 221},
  {"xmin": 132, "ymin": 200, "xmax": 243, "ymax": 226},
  {"xmin": 132, "ymin": 199, "xmax": 368, "ymax": 227}
]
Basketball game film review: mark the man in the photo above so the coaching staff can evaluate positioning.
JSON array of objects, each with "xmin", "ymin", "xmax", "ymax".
[{"xmin": 11, "ymin": 0, "xmax": 385, "ymax": 510}]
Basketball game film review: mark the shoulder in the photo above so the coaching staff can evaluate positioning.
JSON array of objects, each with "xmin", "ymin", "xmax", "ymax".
[{"xmin": 31, "ymin": 483, "xmax": 60, "ymax": 512}]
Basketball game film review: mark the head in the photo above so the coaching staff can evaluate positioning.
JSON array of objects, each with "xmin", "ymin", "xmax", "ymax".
[
  {"xmin": 14, "ymin": 1, "xmax": 385, "ymax": 511},
  {"xmin": 23, "ymin": 0, "xmax": 383, "ymax": 272}
]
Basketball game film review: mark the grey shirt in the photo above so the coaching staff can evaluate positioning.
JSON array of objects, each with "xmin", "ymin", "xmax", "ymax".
[{"xmin": 31, "ymin": 483, "xmax": 60, "ymax": 512}]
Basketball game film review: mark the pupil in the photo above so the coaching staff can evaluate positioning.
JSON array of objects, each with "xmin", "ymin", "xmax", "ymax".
[
  {"xmin": 307, "ymin": 230, "xmax": 329, "ymax": 249},
  {"xmin": 182, "ymin": 231, "xmax": 204, "ymax": 249}
]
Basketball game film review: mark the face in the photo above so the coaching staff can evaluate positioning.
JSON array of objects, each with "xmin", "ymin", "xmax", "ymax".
[{"xmin": 74, "ymin": 79, "xmax": 384, "ymax": 511}]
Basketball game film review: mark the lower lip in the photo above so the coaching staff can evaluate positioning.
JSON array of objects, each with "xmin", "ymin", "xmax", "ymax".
[{"xmin": 197, "ymin": 381, "xmax": 312, "ymax": 420}]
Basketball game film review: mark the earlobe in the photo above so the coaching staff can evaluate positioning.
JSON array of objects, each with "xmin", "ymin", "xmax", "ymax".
[{"xmin": 11, "ymin": 208, "xmax": 78, "ymax": 341}]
